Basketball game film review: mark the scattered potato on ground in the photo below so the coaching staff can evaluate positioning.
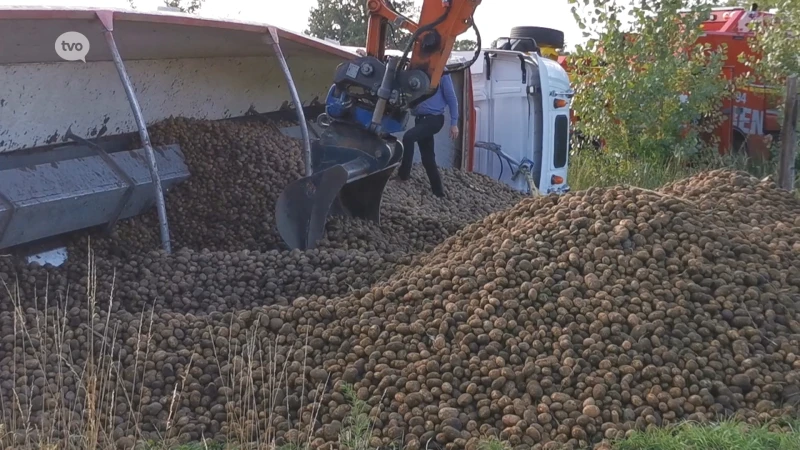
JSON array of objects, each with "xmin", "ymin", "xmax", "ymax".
[{"xmin": 0, "ymin": 117, "xmax": 799, "ymax": 450}]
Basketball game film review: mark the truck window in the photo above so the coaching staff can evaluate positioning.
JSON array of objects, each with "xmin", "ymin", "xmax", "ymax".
[{"xmin": 554, "ymin": 115, "xmax": 569, "ymax": 169}]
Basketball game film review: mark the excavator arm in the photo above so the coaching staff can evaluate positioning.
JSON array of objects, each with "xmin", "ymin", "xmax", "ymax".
[
  {"xmin": 364, "ymin": 0, "xmax": 419, "ymax": 62},
  {"xmin": 366, "ymin": 0, "xmax": 480, "ymax": 96},
  {"xmin": 326, "ymin": 0, "xmax": 483, "ymax": 135},
  {"xmin": 275, "ymin": 0, "xmax": 482, "ymax": 250}
]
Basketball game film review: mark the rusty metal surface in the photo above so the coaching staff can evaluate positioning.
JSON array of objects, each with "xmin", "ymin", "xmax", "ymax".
[{"xmin": 0, "ymin": 144, "xmax": 189, "ymax": 250}]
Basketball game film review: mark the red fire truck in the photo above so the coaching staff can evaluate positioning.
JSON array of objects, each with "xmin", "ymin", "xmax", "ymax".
[
  {"xmin": 695, "ymin": 5, "xmax": 781, "ymax": 160},
  {"xmin": 543, "ymin": 5, "xmax": 782, "ymax": 160}
]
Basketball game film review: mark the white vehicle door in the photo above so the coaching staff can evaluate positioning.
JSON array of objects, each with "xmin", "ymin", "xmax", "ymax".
[
  {"xmin": 535, "ymin": 54, "xmax": 572, "ymax": 194},
  {"xmin": 468, "ymin": 49, "xmax": 572, "ymax": 194}
]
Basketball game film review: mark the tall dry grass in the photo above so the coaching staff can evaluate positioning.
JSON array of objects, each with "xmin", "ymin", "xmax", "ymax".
[
  {"xmin": 567, "ymin": 150, "xmax": 778, "ymax": 192},
  {"xmin": 0, "ymin": 245, "xmax": 378, "ymax": 450}
]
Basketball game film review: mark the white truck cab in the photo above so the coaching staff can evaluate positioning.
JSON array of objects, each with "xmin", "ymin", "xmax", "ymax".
[
  {"xmin": 455, "ymin": 48, "xmax": 573, "ymax": 195},
  {"xmin": 341, "ymin": 41, "xmax": 574, "ymax": 196}
]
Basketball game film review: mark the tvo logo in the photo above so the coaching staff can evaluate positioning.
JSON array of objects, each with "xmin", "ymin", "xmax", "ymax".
[{"xmin": 55, "ymin": 31, "xmax": 90, "ymax": 62}]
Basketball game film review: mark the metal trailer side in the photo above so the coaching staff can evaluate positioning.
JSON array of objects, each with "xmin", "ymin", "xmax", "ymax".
[{"xmin": 0, "ymin": 7, "xmax": 352, "ymax": 258}]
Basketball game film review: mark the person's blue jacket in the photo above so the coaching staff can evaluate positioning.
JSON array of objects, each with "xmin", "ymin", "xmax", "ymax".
[{"xmin": 412, "ymin": 74, "xmax": 460, "ymax": 127}]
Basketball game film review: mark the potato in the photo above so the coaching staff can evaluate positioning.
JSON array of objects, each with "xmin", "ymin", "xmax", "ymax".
[{"xmin": 2, "ymin": 134, "xmax": 800, "ymax": 450}]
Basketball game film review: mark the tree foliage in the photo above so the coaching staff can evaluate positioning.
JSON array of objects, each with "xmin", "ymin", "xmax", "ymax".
[
  {"xmin": 306, "ymin": 0, "xmax": 478, "ymax": 51},
  {"xmin": 162, "ymin": 0, "xmax": 204, "ymax": 13},
  {"xmin": 453, "ymin": 39, "xmax": 478, "ymax": 51},
  {"xmin": 723, "ymin": 0, "xmax": 778, "ymax": 8},
  {"xmin": 567, "ymin": 0, "xmax": 731, "ymax": 162},
  {"xmin": 740, "ymin": 0, "xmax": 800, "ymax": 86},
  {"xmin": 738, "ymin": 0, "xmax": 800, "ymax": 167},
  {"xmin": 127, "ymin": 0, "xmax": 204, "ymax": 12},
  {"xmin": 306, "ymin": 0, "xmax": 417, "ymax": 49}
]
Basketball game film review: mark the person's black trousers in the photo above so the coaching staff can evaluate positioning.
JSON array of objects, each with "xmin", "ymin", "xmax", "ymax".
[{"xmin": 398, "ymin": 114, "xmax": 446, "ymax": 196}]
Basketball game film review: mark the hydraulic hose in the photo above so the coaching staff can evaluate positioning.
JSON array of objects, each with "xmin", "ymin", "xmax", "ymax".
[
  {"xmin": 446, "ymin": 16, "xmax": 482, "ymax": 74},
  {"xmin": 398, "ymin": 3, "xmax": 452, "ymax": 70}
]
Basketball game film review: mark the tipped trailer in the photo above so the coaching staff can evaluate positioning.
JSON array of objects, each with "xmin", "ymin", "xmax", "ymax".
[
  {"xmin": 0, "ymin": 7, "xmax": 572, "ymax": 260},
  {"xmin": 0, "ymin": 7, "xmax": 353, "ymax": 260}
]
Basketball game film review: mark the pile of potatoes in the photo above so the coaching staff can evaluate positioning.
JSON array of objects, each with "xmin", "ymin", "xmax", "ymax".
[
  {"xmin": 52, "ymin": 118, "xmax": 523, "ymax": 315},
  {"xmin": 68, "ymin": 117, "xmax": 523, "ymax": 259},
  {"xmin": 1, "ymin": 130, "xmax": 799, "ymax": 450}
]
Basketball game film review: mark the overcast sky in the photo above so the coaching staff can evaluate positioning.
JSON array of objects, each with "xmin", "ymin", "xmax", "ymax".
[{"xmin": 0, "ymin": 0, "xmax": 585, "ymax": 50}]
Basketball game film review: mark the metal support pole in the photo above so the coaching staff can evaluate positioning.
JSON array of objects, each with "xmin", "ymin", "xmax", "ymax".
[
  {"xmin": 267, "ymin": 28, "xmax": 313, "ymax": 177},
  {"xmin": 102, "ymin": 28, "xmax": 172, "ymax": 253},
  {"xmin": 778, "ymin": 76, "xmax": 798, "ymax": 191},
  {"xmin": 0, "ymin": 190, "xmax": 15, "ymax": 247}
]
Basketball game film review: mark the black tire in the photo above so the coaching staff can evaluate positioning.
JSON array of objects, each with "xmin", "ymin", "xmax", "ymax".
[{"xmin": 510, "ymin": 26, "xmax": 565, "ymax": 48}]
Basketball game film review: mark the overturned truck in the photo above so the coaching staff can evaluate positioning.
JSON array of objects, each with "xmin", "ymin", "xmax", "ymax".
[{"xmin": 0, "ymin": 7, "xmax": 573, "ymax": 260}]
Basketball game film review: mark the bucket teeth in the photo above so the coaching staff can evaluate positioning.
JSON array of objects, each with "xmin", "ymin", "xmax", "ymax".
[
  {"xmin": 336, "ymin": 165, "xmax": 395, "ymax": 222},
  {"xmin": 276, "ymin": 165, "xmax": 349, "ymax": 250},
  {"xmin": 275, "ymin": 124, "xmax": 403, "ymax": 250}
]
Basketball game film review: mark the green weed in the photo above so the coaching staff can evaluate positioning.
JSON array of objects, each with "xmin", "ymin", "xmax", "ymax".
[
  {"xmin": 612, "ymin": 419, "xmax": 800, "ymax": 450},
  {"xmin": 568, "ymin": 149, "xmax": 773, "ymax": 192}
]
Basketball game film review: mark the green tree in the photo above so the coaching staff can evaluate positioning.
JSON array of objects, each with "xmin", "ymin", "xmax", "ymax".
[
  {"xmin": 738, "ymin": 0, "xmax": 800, "ymax": 165},
  {"xmin": 740, "ymin": 0, "xmax": 800, "ymax": 84},
  {"xmin": 567, "ymin": 0, "xmax": 731, "ymax": 162},
  {"xmin": 306, "ymin": 0, "xmax": 417, "ymax": 49},
  {"xmin": 127, "ymin": 0, "xmax": 205, "ymax": 12},
  {"xmin": 723, "ymin": 0, "xmax": 778, "ymax": 8},
  {"xmin": 162, "ymin": 0, "xmax": 204, "ymax": 13},
  {"xmin": 454, "ymin": 39, "xmax": 478, "ymax": 51}
]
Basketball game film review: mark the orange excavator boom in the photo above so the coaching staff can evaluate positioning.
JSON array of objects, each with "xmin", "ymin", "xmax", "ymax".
[
  {"xmin": 365, "ymin": 0, "xmax": 481, "ymax": 93},
  {"xmin": 275, "ymin": 0, "xmax": 482, "ymax": 250}
]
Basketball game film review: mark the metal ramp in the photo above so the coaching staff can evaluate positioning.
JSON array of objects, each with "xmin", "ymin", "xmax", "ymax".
[{"xmin": 0, "ymin": 144, "xmax": 189, "ymax": 251}]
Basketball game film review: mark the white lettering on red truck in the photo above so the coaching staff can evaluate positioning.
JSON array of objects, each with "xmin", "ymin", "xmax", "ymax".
[{"xmin": 734, "ymin": 106, "xmax": 763, "ymax": 135}]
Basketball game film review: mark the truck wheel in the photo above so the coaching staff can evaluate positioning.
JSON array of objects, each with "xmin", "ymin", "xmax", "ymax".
[{"xmin": 510, "ymin": 26, "xmax": 565, "ymax": 49}]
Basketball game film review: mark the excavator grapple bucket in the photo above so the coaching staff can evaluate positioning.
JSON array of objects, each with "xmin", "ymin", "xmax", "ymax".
[{"xmin": 276, "ymin": 122, "xmax": 402, "ymax": 250}]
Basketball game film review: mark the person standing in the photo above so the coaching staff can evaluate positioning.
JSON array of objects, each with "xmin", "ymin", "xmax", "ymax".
[{"xmin": 397, "ymin": 73, "xmax": 460, "ymax": 197}]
